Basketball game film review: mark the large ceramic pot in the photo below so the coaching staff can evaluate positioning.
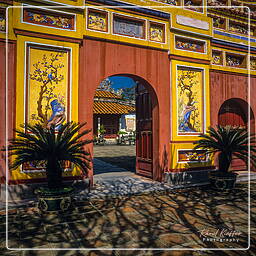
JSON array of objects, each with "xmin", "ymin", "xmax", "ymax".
[
  {"xmin": 209, "ymin": 171, "xmax": 238, "ymax": 191},
  {"xmin": 35, "ymin": 186, "xmax": 74, "ymax": 212}
]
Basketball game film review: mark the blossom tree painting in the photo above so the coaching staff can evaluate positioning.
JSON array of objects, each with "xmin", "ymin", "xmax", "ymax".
[
  {"xmin": 29, "ymin": 51, "xmax": 67, "ymax": 129},
  {"xmin": 177, "ymin": 69, "xmax": 202, "ymax": 133}
]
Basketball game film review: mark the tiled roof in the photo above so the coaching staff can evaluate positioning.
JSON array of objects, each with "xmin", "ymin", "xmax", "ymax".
[
  {"xmin": 94, "ymin": 90, "xmax": 122, "ymax": 99},
  {"xmin": 93, "ymin": 101, "xmax": 135, "ymax": 114}
]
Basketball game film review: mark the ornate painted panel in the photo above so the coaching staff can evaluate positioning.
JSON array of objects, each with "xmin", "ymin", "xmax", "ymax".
[
  {"xmin": 184, "ymin": 0, "xmax": 203, "ymax": 12},
  {"xmin": 209, "ymin": 15, "xmax": 226, "ymax": 30},
  {"xmin": 26, "ymin": 45, "xmax": 70, "ymax": 129},
  {"xmin": 212, "ymin": 50, "xmax": 222, "ymax": 65},
  {"xmin": 251, "ymin": 57, "xmax": 256, "ymax": 70},
  {"xmin": 152, "ymin": 0, "xmax": 179, "ymax": 5},
  {"xmin": 149, "ymin": 22, "xmax": 165, "ymax": 43},
  {"xmin": 113, "ymin": 15, "xmax": 145, "ymax": 39},
  {"xmin": 178, "ymin": 150, "xmax": 207, "ymax": 162},
  {"xmin": 229, "ymin": 21, "xmax": 249, "ymax": 35},
  {"xmin": 87, "ymin": 9, "xmax": 108, "ymax": 32},
  {"xmin": 177, "ymin": 68, "xmax": 203, "ymax": 134},
  {"xmin": 226, "ymin": 54, "xmax": 245, "ymax": 68},
  {"xmin": 175, "ymin": 36, "xmax": 205, "ymax": 53},
  {"xmin": 0, "ymin": 10, "xmax": 5, "ymax": 32},
  {"xmin": 23, "ymin": 9, "xmax": 75, "ymax": 30}
]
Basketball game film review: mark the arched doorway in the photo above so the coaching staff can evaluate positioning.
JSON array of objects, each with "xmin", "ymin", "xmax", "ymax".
[
  {"xmin": 92, "ymin": 75, "xmax": 158, "ymax": 179},
  {"xmin": 218, "ymin": 98, "xmax": 255, "ymax": 171}
]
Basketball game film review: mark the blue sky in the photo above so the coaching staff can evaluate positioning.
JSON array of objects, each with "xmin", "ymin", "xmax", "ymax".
[{"xmin": 108, "ymin": 76, "xmax": 136, "ymax": 90}]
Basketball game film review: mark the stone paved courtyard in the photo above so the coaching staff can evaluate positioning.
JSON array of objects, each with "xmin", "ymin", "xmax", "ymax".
[
  {"xmin": 93, "ymin": 145, "xmax": 136, "ymax": 172},
  {"xmin": 0, "ymin": 181, "xmax": 256, "ymax": 256}
]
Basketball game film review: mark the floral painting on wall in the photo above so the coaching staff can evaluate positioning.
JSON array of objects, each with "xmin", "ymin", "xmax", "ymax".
[
  {"xmin": 177, "ymin": 68, "xmax": 203, "ymax": 134},
  {"xmin": 27, "ymin": 46, "xmax": 69, "ymax": 130}
]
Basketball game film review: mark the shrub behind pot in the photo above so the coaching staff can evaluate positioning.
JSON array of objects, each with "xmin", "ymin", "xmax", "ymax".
[{"xmin": 194, "ymin": 125, "xmax": 256, "ymax": 190}]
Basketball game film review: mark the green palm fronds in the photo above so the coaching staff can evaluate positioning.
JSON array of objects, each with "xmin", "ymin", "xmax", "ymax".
[
  {"xmin": 5, "ymin": 122, "xmax": 92, "ymax": 188},
  {"xmin": 194, "ymin": 125, "xmax": 256, "ymax": 172}
]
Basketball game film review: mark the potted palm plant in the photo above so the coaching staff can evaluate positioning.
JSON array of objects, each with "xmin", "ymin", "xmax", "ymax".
[
  {"xmin": 194, "ymin": 125, "xmax": 256, "ymax": 190},
  {"xmin": 6, "ymin": 121, "xmax": 92, "ymax": 212}
]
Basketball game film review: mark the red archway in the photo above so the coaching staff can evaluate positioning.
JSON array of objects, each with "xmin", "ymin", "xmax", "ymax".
[
  {"xmin": 218, "ymin": 98, "xmax": 255, "ymax": 171},
  {"xmin": 79, "ymin": 38, "xmax": 170, "ymax": 183}
]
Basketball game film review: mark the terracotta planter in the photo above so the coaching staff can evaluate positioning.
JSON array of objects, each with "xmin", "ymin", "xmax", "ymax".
[
  {"xmin": 209, "ymin": 171, "xmax": 238, "ymax": 191},
  {"xmin": 35, "ymin": 186, "xmax": 74, "ymax": 212}
]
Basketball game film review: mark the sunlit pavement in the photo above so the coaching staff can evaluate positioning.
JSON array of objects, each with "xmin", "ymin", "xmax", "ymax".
[{"xmin": 0, "ymin": 181, "xmax": 255, "ymax": 256}]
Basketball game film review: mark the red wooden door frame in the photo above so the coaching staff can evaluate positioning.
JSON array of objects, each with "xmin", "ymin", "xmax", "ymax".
[{"xmin": 136, "ymin": 83, "xmax": 153, "ymax": 178}]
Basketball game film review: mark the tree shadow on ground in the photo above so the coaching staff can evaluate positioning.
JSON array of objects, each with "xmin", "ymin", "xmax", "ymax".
[
  {"xmin": 1, "ymin": 182, "xmax": 255, "ymax": 256},
  {"xmin": 94, "ymin": 156, "xmax": 136, "ymax": 173}
]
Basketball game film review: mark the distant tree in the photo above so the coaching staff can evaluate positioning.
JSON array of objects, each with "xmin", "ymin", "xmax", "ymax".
[
  {"xmin": 98, "ymin": 78, "xmax": 114, "ymax": 92},
  {"xmin": 121, "ymin": 85, "xmax": 136, "ymax": 101}
]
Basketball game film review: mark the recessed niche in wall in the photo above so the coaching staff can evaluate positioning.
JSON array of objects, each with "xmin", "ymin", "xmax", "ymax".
[
  {"xmin": 113, "ymin": 14, "xmax": 145, "ymax": 39},
  {"xmin": 212, "ymin": 50, "xmax": 223, "ymax": 65},
  {"xmin": 87, "ymin": 9, "xmax": 108, "ymax": 32},
  {"xmin": 175, "ymin": 36, "xmax": 205, "ymax": 53},
  {"xmin": 226, "ymin": 53, "xmax": 246, "ymax": 68}
]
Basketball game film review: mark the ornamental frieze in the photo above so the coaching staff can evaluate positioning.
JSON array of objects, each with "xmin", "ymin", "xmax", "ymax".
[
  {"xmin": 226, "ymin": 54, "xmax": 244, "ymax": 67},
  {"xmin": 178, "ymin": 150, "xmax": 207, "ymax": 162},
  {"xmin": 175, "ymin": 37, "xmax": 205, "ymax": 53},
  {"xmin": 23, "ymin": 9, "xmax": 75, "ymax": 30}
]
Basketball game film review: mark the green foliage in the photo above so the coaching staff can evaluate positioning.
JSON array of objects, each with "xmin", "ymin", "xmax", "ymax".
[
  {"xmin": 194, "ymin": 125, "xmax": 256, "ymax": 172},
  {"xmin": 5, "ymin": 122, "xmax": 92, "ymax": 188},
  {"xmin": 98, "ymin": 125, "xmax": 106, "ymax": 135},
  {"xmin": 117, "ymin": 131, "xmax": 128, "ymax": 135},
  {"xmin": 121, "ymin": 85, "xmax": 136, "ymax": 101}
]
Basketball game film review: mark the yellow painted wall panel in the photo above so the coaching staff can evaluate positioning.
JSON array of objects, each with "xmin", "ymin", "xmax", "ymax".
[{"xmin": 12, "ymin": 35, "xmax": 80, "ymax": 180}]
